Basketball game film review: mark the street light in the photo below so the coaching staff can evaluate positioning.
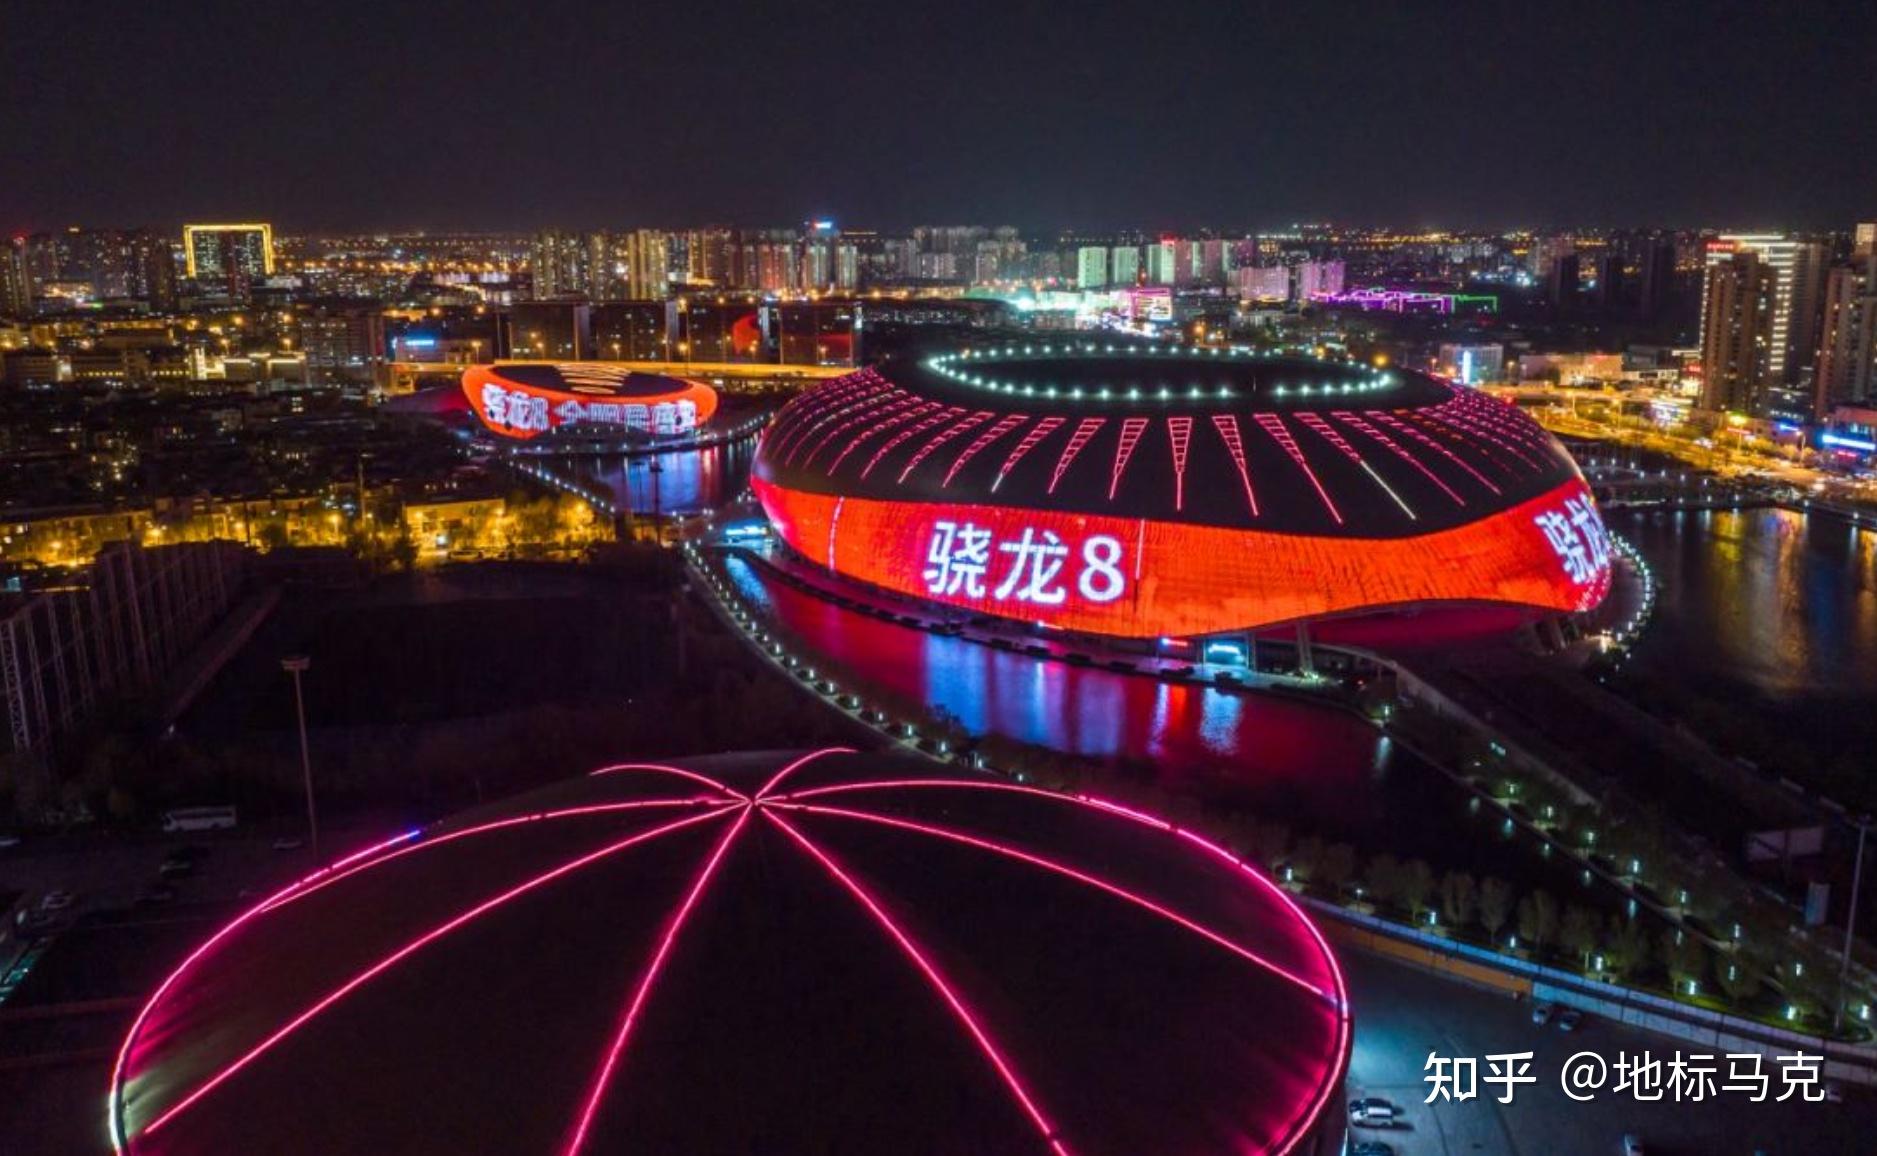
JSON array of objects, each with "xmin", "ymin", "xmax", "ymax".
[
  {"xmin": 281, "ymin": 655, "xmax": 319, "ymax": 858},
  {"xmin": 1839, "ymin": 814, "xmax": 1873, "ymax": 1033}
]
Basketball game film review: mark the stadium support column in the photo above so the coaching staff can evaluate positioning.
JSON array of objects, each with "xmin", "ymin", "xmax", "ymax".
[{"xmin": 1295, "ymin": 622, "xmax": 1315, "ymax": 677}]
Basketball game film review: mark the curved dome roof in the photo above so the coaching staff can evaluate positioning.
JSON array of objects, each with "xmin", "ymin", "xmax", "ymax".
[
  {"xmin": 754, "ymin": 344, "xmax": 1583, "ymax": 538},
  {"xmin": 111, "ymin": 750, "xmax": 1350, "ymax": 1156}
]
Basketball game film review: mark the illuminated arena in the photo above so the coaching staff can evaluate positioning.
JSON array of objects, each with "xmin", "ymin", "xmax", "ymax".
[
  {"xmin": 109, "ymin": 750, "xmax": 1350, "ymax": 1156},
  {"xmin": 461, "ymin": 362, "xmax": 719, "ymax": 441},
  {"xmin": 753, "ymin": 344, "xmax": 1613, "ymax": 640}
]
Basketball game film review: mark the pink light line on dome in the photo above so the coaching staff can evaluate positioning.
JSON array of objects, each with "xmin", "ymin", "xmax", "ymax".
[
  {"xmin": 766, "ymin": 808, "xmax": 1072, "ymax": 1156},
  {"xmin": 107, "ymin": 826, "xmax": 422, "ymax": 1152},
  {"xmin": 768, "ymin": 777, "xmax": 1351, "ymax": 1156},
  {"xmin": 777, "ymin": 801, "xmax": 1331, "ymax": 1001},
  {"xmin": 131, "ymin": 805, "xmax": 735, "ymax": 1145},
  {"xmin": 563, "ymin": 804, "xmax": 753, "ymax": 1155},
  {"xmin": 262, "ymin": 796, "xmax": 735, "ymax": 918},
  {"xmin": 587, "ymin": 760, "xmax": 748, "ymax": 800},
  {"xmin": 755, "ymin": 746, "xmax": 856, "ymax": 801}
]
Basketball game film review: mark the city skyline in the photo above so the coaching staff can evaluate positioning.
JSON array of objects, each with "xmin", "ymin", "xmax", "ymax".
[{"xmin": 4, "ymin": 0, "xmax": 1874, "ymax": 233}]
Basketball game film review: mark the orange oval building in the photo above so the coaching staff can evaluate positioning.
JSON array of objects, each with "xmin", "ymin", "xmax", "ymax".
[{"xmin": 461, "ymin": 362, "xmax": 719, "ymax": 441}]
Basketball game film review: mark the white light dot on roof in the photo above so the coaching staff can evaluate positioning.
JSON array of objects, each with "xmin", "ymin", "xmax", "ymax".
[{"xmin": 921, "ymin": 344, "xmax": 1396, "ymax": 404}]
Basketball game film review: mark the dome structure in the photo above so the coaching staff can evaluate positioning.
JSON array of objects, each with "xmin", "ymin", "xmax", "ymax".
[
  {"xmin": 752, "ymin": 343, "xmax": 1613, "ymax": 638},
  {"xmin": 110, "ymin": 750, "xmax": 1350, "ymax": 1155}
]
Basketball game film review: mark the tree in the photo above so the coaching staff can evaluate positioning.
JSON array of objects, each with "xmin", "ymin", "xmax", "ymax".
[
  {"xmin": 1478, "ymin": 877, "xmax": 1514, "ymax": 943},
  {"xmin": 1714, "ymin": 955, "xmax": 1762, "ymax": 1002},
  {"xmin": 1363, "ymin": 853, "xmax": 1402, "ymax": 908},
  {"xmin": 1661, "ymin": 930, "xmax": 1709, "ymax": 992},
  {"xmin": 1317, "ymin": 843, "xmax": 1358, "ymax": 898},
  {"xmin": 1517, "ymin": 891, "xmax": 1560, "ymax": 952},
  {"xmin": 1606, "ymin": 917, "xmax": 1653, "ymax": 982},
  {"xmin": 1562, "ymin": 905, "xmax": 1602, "ymax": 968},
  {"xmin": 1439, "ymin": 872, "xmax": 1478, "ymax": 930},
  {"xmin": 1290, "ymin": 836, "xmax": 1325, "ymax": 884},
  {"xmin": 1400, "ymin": 859, "xmax": 1436, "ymax": 919}
]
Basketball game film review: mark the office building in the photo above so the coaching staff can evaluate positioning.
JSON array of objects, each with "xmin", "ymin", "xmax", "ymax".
[
  {"xmin": 1110, "ymin": 245, "xmax": 1141, "ymax": 287},
  {"xmin": 1816, "ymin": 257, "xmax": 1877, "ymax": 412},
  {"xmin": 1076, "ymin": 246, "xmax": 1108, "ymax": 288},
  {"xmin": 1698, "ymin": 250, "xmax": 1778, "ymax": 413},
  {"xmin": 183, "ymin": 223, "xmax": 274, "ymax": 300}
]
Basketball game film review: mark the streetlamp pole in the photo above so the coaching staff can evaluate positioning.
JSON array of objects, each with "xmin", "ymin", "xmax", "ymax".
[
  {"xmin": 1839, "ymin": 814, "xmax": 1871, "ymax": 1033},
  {"xmin": 281, "ymin": 655, "xmax": 318, "ymax": 858}
]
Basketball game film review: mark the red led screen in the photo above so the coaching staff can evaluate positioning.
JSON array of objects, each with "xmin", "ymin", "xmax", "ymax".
[
  {"xmin": 461, "ymin": 365, "xmax": 719, "ymax": 441},
  {"xmin": 755, "ymin": 476, "xmax": 1613, "ymax": 638}
]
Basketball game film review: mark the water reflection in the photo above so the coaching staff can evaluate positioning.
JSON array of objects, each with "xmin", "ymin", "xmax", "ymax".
[
  {"xmin": 722, "ymin": 552, "xmax": 1589, "ymax": 889},
  {"xmin": 547, "ymin": 437, "xmax": 756, "ymax": 516},
  {"xmin": 1615, "ymin": 507, "xmax": 1877, "ymax": 698}
]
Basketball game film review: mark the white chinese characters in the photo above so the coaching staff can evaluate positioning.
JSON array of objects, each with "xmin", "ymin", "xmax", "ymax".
[
  {"xmin": 1535, "ymin": 494, "xmax": 1612, "ymax": 585},
  {"xmin": 923, "ymin": 521, "xmax": 1128, "ymax": 608},
  {"xmin": 481, "ymin": 383, "xmax": 699, "ymax": 436}
]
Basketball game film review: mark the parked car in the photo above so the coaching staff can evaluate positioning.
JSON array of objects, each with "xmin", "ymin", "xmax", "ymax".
[
  {"xmin": 1558, "ymin": 1008, "xmax": 1584, "ymax": 1031},
  {"xmin": 1622, "ymin": 1134, "xmax": 1645, "ymax": 1156},
  {"xmin": 1531, "ymin": 1001, "xmax": 1556, "ymax": 1026},
  {"xmin": 271, "ymin": 837, "xmax": 305, "ymax": 852},
  {"xmin": 1352, "ymin": 1143, "xmax": 1395, "ymax": 1156},
  {"xmin": 1349, "ymin": 1097, "xmax": 1396, "ymax": 1127},
  {"xmin": 37, "ymin": 890, "xmax": 75, "ymax": 912}
]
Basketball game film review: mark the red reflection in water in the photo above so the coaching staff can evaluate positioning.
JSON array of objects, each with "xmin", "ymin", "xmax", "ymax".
[{"xmin": 722, "ymin": 557, "xmax": 1384, "ymax": 800}]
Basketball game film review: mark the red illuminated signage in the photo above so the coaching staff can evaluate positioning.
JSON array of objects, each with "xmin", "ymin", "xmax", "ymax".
[
  {"xmin": 460, "ymin": 365, "xmax": 719, "ymax": 441},
  {"xmin": 755, "ymin": 477, "xmax": 1612, "ymax": 638}
]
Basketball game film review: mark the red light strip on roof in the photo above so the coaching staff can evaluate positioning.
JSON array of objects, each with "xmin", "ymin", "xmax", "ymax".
[
  {"xmin": 134, "ymin": 805, "xmax": 734, "ymax": 1143},
  {"xmin": 943, "ymin": 413, "xmax": 1029, "ymax": 488},
  {"xmin": 1047, "ymin": 418, "xmax": 1106, "ymax": 495},
  {"xmin": 1420, "ymin": 402, "xmax": 1540, "ymax": 471},
  {"xmin": 825, "ymin": 400, "xmax": 940, "ymax": 474},
  {"xmin": 1393, "ymin": 408, "xmax": 1522, "ymax": 479},
  {"xmin": 778, "ymin": 801, "xmax": 1331, "ymax": 1000},
  {"xmin": 798, "ymin": 395, "xmax": 911, "ymax": 469},
  {"xmin": 993, "ymin": 417, "xmax": 1066, "ymax": 492},
  {"xmin": 861, "ymin": 407, "xmax": 964, "ymax": 479},
  {"xmin": 765, "ymin": 809, "xmax": 1072, "ymax": 1156},
  {"xmin": 1329, "ymin": 411, "xmax": 1466, "ymax": 506},
  {"xmin": 1253, "ymin": 414, "xmax": 1344, "ymax": 525},
  {"xmin": 1165, "ymin": 418, "xmax": 1193, "ymax": 511},
  {"xmin": 1367, "ymin": 410, "xmax": 1501, "ymax": 495},
  {"xmin": 898, "ymin": 411, "xmax": 995, "ymax": 484},
  {"xmin": 772, "ymin": 376, "xmax": 876, "ymax": 461},
  {"xmin": 1108, "ymin": 418, "xmax": 1150, "ymax": 501},
  {"xmin": 563, "ymin": 805, "xmax": 753, "ymax": 1155},
  {"xmin": 1208, "ymin": 415, "xmax": 1260, "ymax": 517},
  {"xmin": 1295, "ymin": 414, "xmax": 1415, "ymax": 522},
  {"xmin": 780, "ymin": 384, "xmax": 880, "ymax": 464},
  {"xmin": 587, "ymin": 761, "xmax": 747, "ymax": 800}
]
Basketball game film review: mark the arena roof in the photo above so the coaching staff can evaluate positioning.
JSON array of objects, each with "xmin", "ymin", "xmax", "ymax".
[
  {"xmin": 756, "ymin": 344, "xmax": 1583, "ymax": 537},
  {"xmin": 110, "ymin": 750, "xmax": 1350, "ymax": 1156}
]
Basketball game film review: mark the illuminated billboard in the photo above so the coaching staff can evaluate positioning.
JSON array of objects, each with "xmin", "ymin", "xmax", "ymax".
[
  {"xmin": 753, "ymin": 345, "xmax": 1613, "ymax": 638},
  {"xmin": 461, "ymin": 362, "xmax": 718, "ymax": 441}
]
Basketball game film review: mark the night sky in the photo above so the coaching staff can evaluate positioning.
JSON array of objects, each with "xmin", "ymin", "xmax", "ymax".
[{"xmin": 4, "ymin": 0, "xmax": 1873, "ymax": 233}]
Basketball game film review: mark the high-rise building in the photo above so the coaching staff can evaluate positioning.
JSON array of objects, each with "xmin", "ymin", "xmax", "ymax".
[
  {"xmin": 1075, "ymin": 246, "xmax": 1108, "ymax": 289},
  {"xmin": 508, "ymin": 301, "xmax": 590, "ymax": 360},
  {"xmin": 1635, "ymin": 238, "xmax": 1678, "ymax": 321},
  {"xmin": 1148, "ymin": 241, "xmax": 1178, "ymax": 285},
  {"xmin": 1110, "ymin": 246, "xmax": 1141, "ymax": 287},
  {"xmin": 1196, "ymin": 239, "xmax": 1226, "ymax": 283},
  {"xmin": 1294, "ymin": 261, "xmax": 1345, "ymax": 300},
  {"xmin": 1700, "ymin": 235, "xmax": 1828, "ymax": 392},
  {"xmin": 530, "ymin": 230, "xmax": 587, "ymax": 299},
  {"xmin": 297, "ymin": 300, "xmax": 387, "ymax": 384},
  {"xmin": 0, "ymin": 236, "xmax": 32, "ymax": 317},
  {"xmin": 622, "ymin": 230, "xmax": 670, "ymax": 300},
  {"xmin": 183, "ymin": 223, "xmax": 274, "ymax": 300},
  {"xmin": 1698, "ymin": 251, "xmax": 1778, "ymax": 413},
  {"xmin": 1855, "ymin": 223, "xmax": 1876, "ymax": 260},
  {"xmin": 1235, "ymin": 266, "xmax": 1289, "ymax": 302},
  {"xmin": 1815, "ymin": 257, "xmax": 1877, "ymax": 413}
]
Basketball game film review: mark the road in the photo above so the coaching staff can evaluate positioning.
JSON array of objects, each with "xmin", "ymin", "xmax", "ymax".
[{"xmin": 1343, "ymin": 951, "xmax": 1874, "ymax": 1155}]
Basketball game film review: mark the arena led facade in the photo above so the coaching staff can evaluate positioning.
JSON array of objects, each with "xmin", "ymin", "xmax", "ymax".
[
  {"xmin": 752, "ymin": 344, "xmax": 1613, "ymax": 639},
  {"xmin": 461, "ymin": 362, "xmax": 719, "ymax": 441},
  {"xmin": 109, "ymin": 750, "xmax": 1350, "ymax": 1155}
]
